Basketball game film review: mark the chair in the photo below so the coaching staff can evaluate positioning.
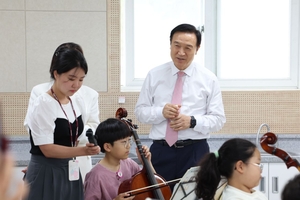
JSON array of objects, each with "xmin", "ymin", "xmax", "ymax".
[{"xmin": 214, "ymin": 178, "xmax": 227, "ymax": 200}]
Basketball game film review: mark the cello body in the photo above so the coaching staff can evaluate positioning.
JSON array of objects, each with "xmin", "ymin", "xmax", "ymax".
[
  {"xmin": 118, "ymin": 168, "xmax": 172, "ymax": 199},
  {"xmin": 116, "ymin": 108, "xmax": 172, "ymax": 200}
]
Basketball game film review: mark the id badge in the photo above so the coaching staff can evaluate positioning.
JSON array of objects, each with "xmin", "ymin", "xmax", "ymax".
[{"xmin": 68, "ymin": 159, "xmax": 80, "ymax": 181}]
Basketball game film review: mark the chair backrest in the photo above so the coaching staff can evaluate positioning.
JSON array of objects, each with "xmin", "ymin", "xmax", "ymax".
[
  {"xmin": 170, "ymin": 167, "xmax": 228, "ymax": 200},
  {"xmin": 214, "ymin": 178, "xmax": 228, "ymax": 200}
]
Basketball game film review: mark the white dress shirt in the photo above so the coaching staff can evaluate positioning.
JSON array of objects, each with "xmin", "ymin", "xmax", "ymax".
[{"xmin": 135, "ymin": 61, "xmax": 226, "ymax": 140}]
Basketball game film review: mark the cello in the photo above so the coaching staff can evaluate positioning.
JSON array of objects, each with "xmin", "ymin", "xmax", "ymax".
[
  {"xmin": 260, "ymin": 132, "xmax": 300, "ymax": 171},
  {"xmin": 116, "ymin": 108, "xmax": 172, "ymax": 200}
]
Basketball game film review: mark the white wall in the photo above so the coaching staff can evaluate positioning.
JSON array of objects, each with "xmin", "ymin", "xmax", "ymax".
[{"xmin": 0, "ymin": 0, "xmax": 107, "ymax": 92}]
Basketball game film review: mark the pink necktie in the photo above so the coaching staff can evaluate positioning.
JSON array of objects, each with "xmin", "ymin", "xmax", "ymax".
[{"xmin": 165, "ymin": 71, "xmax": 185, "ymax": 146}]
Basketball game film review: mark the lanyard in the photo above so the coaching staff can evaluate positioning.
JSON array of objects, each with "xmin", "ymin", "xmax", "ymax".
[{"xmin": 51, "ymin": 88, "xmax": 79, "ymax": 147}]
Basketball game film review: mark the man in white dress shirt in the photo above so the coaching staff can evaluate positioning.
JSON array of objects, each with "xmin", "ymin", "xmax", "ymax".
[{"xmin": 135, "ymin": 24, "xmax": 226, "ymax": 189}]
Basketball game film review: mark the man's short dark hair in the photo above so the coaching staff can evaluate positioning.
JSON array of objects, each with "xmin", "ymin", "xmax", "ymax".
[{"xmin": 170, "ymin": 24, "xmax": 201, "ymax": 47}]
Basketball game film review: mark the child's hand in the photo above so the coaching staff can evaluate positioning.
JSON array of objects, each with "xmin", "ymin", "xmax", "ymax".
[
  {"xmin": 142, "ymin": 145, "xmax": 151, "ymax": 162},
  {"xmin": 136, "ymin": 145, "xmax": 152, "ymax": 164},
  {"xmin": 136, "ymin": 145, "xmax": 156, "ymax": 174},
  {"xmin": 114, "ymin": 192, "xmax": 135, "ymax": 200}
]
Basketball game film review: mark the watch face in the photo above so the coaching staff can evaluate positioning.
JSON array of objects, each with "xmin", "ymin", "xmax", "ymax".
[{"xmin": 190, "ymin": 116, "xmax": 196, "ymax": 128}]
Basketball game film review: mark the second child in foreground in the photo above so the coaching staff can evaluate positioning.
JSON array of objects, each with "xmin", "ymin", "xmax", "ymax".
[
  {"xmin": 195, "ymin": 138, "xmax": 267, "ymax": 200},
  {"xmin": 84, "ymin": 118, "xmax": 154, "ymax": 200}
]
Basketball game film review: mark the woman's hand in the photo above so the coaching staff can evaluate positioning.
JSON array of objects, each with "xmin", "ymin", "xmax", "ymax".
[
  {"xmin": 21, "ymin": 166, "xmax": 28, "ymax": 174},
  {"xmin": 85, "ymin": 143, "xmax": 100, "ymax": 155},
  {"xmin": 21, "ymin": 166, "xmax": 28, "ymax": 180}
]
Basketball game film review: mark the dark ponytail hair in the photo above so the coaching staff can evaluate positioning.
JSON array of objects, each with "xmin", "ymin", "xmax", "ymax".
[{"xmin": 195, "ymin": 138, "xmax": 256, "ymax": 200}]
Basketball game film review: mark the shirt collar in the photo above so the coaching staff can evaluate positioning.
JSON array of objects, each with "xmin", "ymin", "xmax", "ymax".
[{"xmin": 171, "ymin": 61, "xmax": 195, "ymax": 76}]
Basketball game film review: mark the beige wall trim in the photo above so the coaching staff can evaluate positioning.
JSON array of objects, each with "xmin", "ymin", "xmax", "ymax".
[{"xmin": 1, "ymin": 91, "xmax": 300, "ymax": 136}]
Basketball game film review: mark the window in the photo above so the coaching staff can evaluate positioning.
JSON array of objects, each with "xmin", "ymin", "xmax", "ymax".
[
  {"xmin": 121, "ymin": 0, "xmax": 300, "ymax": 91},
  {"xmin": 210, "ymin": 0, "xmax": 299, "ymax": 89},
  {"xmin": 121, "ymin": 0, "xmax": 203, "ymax": 91}
]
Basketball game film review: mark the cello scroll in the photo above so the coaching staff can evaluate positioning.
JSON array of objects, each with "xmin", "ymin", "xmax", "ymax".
[
  {"xmin": 116, "ymin": 108, "xmax": 138, "ymax": 130},
  {"xmin": 260, "ymin": 132, "xmax": 300, "ymax": 171}
]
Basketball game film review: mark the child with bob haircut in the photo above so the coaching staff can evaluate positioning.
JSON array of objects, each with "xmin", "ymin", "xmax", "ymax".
[
  {"xmin": 84, "ymin": 118, "xmax": 154, "ymax": 200},
  {"xmin": 195, "ymin": 138, "xmax": 267, "ymax": 200}
]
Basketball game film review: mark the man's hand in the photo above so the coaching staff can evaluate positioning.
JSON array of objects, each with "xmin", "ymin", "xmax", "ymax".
[
  {"xmin": 169, "ymin": 114, "xmax": 191, "ymax": 131},
  {"xmin": 163, "ymin": 104, "xmax": 181, "ymax": 119}
]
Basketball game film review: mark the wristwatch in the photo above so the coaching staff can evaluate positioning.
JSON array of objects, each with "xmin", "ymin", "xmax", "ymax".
[{"xmin": 190, "ymin": 116, "xmax": 196, "ymax": 128}]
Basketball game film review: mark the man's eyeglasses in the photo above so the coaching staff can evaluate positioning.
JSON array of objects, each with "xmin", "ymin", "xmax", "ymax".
[{"xmin": 249, "ymin": 163, "xmax": 263, "ymax": 171}]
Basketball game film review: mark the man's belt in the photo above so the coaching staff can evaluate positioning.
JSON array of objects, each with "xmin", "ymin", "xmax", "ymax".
[{"xmin": 153, "ymin": 139, "xmax": 206, "ymax": 148}]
